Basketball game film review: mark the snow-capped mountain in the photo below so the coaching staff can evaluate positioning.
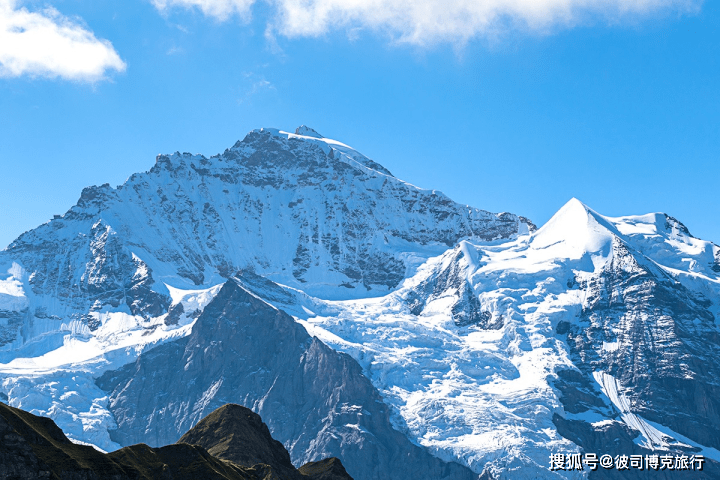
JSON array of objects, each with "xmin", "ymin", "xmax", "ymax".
[
  {"xmin": 0, "ymin": 127, "xmax": 718, "ymax": 479},
  {"xmin": 294, "ymin": 199, "xmax": 720, "ymax": 477},
  {"xmin": 0, "ymin": 126, "xmax": 525, "ymax": 479}
]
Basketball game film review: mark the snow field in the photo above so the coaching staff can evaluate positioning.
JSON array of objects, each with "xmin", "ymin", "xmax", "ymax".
[{"xmin": 0, "ymin": 283, "xmax": 222, "ymax": 452}]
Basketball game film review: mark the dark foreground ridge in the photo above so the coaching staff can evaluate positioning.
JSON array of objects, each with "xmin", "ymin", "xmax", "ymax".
[
  {"xmin": 178, "ymin": 404, "xmax": 353, "ymax": 480},
  {"xmin": 0, "ymin": 401, "xmax": 353, "ymax": 480}
]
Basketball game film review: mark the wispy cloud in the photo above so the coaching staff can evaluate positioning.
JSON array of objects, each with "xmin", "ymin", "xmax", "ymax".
[
  {"xmin": 0, "ymin": 0, "xmax": 126, "ymax": 81},
  {"xmin": 238, "ymin": 71, "xmax": 276, "ymax": 103},
  {"xmin": 149, "ymin": 0, "xmax": 701, "ymax": 45},
  {"xmin": 152, "ymin": 0, "xmax": 254, "ymax": 22}
]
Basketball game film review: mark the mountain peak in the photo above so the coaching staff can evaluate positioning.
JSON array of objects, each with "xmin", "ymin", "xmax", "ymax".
[
  {"xmin": 531, "ymin": 197, "xmax": 617, "ymax": 258},
  {"xmin": 535, "ymin": 197, "xmax": 592, "ymax": 238},
  {"xmin": 295, "ymin": 125, "xmax": 324, "ymax": 138},
  {"xmin": 178, "ymin": 403, "xmax": 299, "ymax": 477}
]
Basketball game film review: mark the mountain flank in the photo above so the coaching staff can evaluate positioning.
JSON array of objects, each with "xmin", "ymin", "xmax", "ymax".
[{"xmin": 96, "ymin": 278, "xmax": 478, "ymax": 480}]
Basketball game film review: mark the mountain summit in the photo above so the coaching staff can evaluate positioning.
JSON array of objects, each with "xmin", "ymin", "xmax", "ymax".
[{"xmin": 294, "ymin": 125, "xmax": 325, "ymax": 138}]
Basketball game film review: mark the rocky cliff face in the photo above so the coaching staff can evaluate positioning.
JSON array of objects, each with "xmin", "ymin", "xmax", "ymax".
[
  {"xmin": 402, "ymin": 245, "xmax": 503, "ymax": 328},
  {"xmin": 96, "ymin": 279, "xmax": 477, "ymax": 480},
  {"xmin": 547, "ymin": 232, "xmax": 720, "ymax": 478},
  {"xmin": 0, "ymin": 126, "xmax": 531, "ymax": 376},
  {"xmin": 562, "ymin": 237, "xmax": 720, "ymax": 446},
  {"xmin": 1, "ymin": 126, "xmax": 529, "ymax": 325}
]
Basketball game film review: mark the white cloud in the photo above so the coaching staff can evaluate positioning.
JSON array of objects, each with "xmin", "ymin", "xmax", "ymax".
[
  {"xmin": 272, "ymin": 0, "xmax": 702, "ymax": 44},
  {"xmin": 0, "ymin": 0, "xmax": 126, "ymax": 81},
  {"xmin": 152, "ymin": 0, "xmax": 255, "ymax": 21},
  {"xmin": 152, "ymin": 0, "xmax": 701, "ymax": 45},
  {"xmin": 238, "ymin": 71, "xmax": 275, "ymax": 103}
]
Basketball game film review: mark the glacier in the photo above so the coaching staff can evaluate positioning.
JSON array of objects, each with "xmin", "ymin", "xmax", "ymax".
[{"xmin": 297, "ymin": 198, "xmax": 720, "ymax": 477}]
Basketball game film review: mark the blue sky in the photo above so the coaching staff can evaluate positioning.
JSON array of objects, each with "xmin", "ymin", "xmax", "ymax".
[{"xmin": 1, "ymin": 0, "xmax": 718, "ymax": 249}]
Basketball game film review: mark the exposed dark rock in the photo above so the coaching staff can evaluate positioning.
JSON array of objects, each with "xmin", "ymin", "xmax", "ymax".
[
  {"xmin": 0, "ymin": 308, "xmax": 26, "ymax": 347},
  {"xmin": 567, "ymin": 239, "xmax": 720, "ymax": 447},
  {"xmin": 452, "ymin": 283, "xmax": 500, "ymax": 328},
  {"xmin": 0, "ymin": 401, "xmax": 132, "ymax": 480},
  {"xmin": 177, "ymin": 404, "xmax": 303, "ymax": 480},
  {"xmin": 298, "ymin": 457, "xmax": 353, "ymax": 480},
  {"xmin": 552, "ymin": 414, "xmax": 642, "ymax": 457},
  {"xmin": 552, "ymin": 369, "xmax": 608, "ymax": 415},
  {"xmin": 519, "ymin": 216, "xmax": 538, "ymax": 232},
  {"xmin": 295, "ymin": 126, "xmax": 325, "ymax": 140},
  {"xmin": 663, "ymin": 214, "xmax": 693, "ymax": 237},
  {"xmin": 164, "ymin": 302, "xmax": 184, "ymax": 326}
]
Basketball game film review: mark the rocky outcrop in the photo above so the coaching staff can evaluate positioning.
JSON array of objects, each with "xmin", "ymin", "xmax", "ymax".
[
  {"xmin": 403, "ymin": 244, "xmax": 502, "ymax": 328},
  {"xmin": 178, "ymin": 404, "xmax": 354, "ymax": 480},
  {"xmin": 178, "ymin": 404, "xmax": 305, "ymax": 480},
  {"xmin": 567, "ymin": 238, "xmax": 720, "ymax": 447},
  {"xmin": 298, "ymin": 458, "xmax": 353, "ymax": 480},
  {"xmin": 96, "ymin": 279, "xmax": 478, "ymax": 480},
  {"xmin": 0, "ymin": 401, "xmax": 132, "ymax": 480}
]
